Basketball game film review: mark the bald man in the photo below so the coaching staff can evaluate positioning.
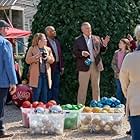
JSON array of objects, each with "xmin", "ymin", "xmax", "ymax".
[{"xmin": 45, "ymin": 26, "xmax": 64, "ymax": 103}]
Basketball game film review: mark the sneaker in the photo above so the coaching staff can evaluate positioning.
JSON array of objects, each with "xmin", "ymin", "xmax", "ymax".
[
  {"xmin": 5, "ymin": 101, "xmax": 13, "ymax": 105},
  {"xmin": 126, "ymin": 130, "xmax": 131, "ymax": 135}
]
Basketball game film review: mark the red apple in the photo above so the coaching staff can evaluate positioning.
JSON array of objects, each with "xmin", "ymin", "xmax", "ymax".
[
  {"xmin": 48, "ymin": 100, "xmax": 57, "ymax": 105},
  {"xmin": 46, "ymin": 102, "xmax": 54, "ymax": 108},
  {"xmin": 32, "ymin": 101, "xmax": 39, "ymax": 108},
  {"xmin": 22, "ymin": 101, "xmax": 31, "ymax": 108}
]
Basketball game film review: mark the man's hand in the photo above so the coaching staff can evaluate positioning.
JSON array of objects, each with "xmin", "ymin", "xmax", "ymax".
[
  {"xmin": 82, "ymin": 51, "xmax": 90, "ymax": 57},
  {"xmin": 101, "ymin": 35, "xmax": 110, "ymax": 47},
  {"xmin": 93, "ymin": 36, "xmax": 100, "ymax": 45},
  {"xmin": 9, "ymin": 85, "xmax": 16, "ymax": 95}
]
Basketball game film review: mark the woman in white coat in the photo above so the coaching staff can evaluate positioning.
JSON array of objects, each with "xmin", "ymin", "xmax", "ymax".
[{"xmin": 120, "ymin": 25, "xmax": 140, "ymax": 140}]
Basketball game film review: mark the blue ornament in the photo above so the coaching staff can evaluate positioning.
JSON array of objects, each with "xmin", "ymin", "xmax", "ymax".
[
  {"xmin": 50, "ymin": 105, "xmax": 63, "ymax": 113},
  {"xmin": 100, "ymin": 97, "xmax": 108, "ymax": 105},
  {"xmin": 111, "ymin": 97, "xmax": 117, "ymax": 102},
  {"xmin": 106, "ymin": 98, "xmax": 113, "ymax": 106},
  {"xmin": 90, "ymin": 100, "xmax": 97, "ymax": 107},
  {"xmin": 85, "ymin": 58, "xmax": 92, "ymax": 66},
  {"xmin": 96, "ymin": 101, "xmax": 103, "ymax": 108},
  {"xmin": 116, "ymin": 104, "xmax": 125, "ymax": 108},
  {"xmin": 111, "ymin": 103, "xmax": 116, "ymax": 107},
  {"xmin": 97, "ymin": 103, "xmax": 103, "ymax": 108},
  {"xmin": 35, "ymin": 107, "xmax": 45, "ymax": 114},
  {"xmin": 114, "ymin": 99, "xmax": 121, "ymax": 106},
  {"xmin": 101, "ymin": 97, "xmax": 108, "ymax": 101}
]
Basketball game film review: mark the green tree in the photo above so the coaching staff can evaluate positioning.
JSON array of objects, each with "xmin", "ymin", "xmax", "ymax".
[{"xmin": 23, "ymin": 0, "xmax": 138, "ymax": 104}]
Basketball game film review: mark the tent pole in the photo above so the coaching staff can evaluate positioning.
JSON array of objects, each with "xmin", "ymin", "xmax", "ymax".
[
  {"xmin": 15, "ymin": 40, "xmax": 18, "ymax": 57},
  {"xmin": 9, "ymin": 9, "xmax": 12, "ymax": 23},
  {"xmin": 4, "ymin": 9, "xmax": 13, "ymax": 28}
]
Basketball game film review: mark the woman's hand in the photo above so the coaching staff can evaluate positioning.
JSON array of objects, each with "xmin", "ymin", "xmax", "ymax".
[
  {"xmin": 34, "ymin": 53, "xmax": 42, "ymax": 61},
  {"xmin": 127, "ymin": 34, "xmax": 133, "ymax": 41},
  {"xmin": 101, "ymin": 35, "xmax": 110, "ymax": 47}
]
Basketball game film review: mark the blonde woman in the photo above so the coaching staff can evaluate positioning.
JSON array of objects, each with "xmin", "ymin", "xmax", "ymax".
[
  {"xmin": 26, "ymin": 33, "xmax": 54, "ymax": 103},
  {"xmin": 120, "ymin": 25, "xmax": 140, "ymax": 139}
]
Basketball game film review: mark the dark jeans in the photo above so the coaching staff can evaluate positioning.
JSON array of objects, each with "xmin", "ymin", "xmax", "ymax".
[
  {"xmin": 116, "ymin": 79, "xmax": 126, "ymax": 104},
  {"xmin": 32, "ymin": 73, "xmax": 49, "ymax": 103},
  {"xmin": 6, "ymin": 70, "xmax": 21, "ymax": 104},
  {"xmin": 49, "ymin": 63, "xmax": 60, "ymax": 103},
  {"xmin": 0, "ymin": 88, "xmax": 8, "ymax": 134},
  {"xmin": 129, "ymin": 115, "xmax": 140, "ymax": 140}
]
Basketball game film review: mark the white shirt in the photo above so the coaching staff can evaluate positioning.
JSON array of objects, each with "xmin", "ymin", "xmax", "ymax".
[
  {"xmin": 83, "ymin": 34, "xmax": 94, "ymax": 62},
  {"xmin": 48, "ymin": 38, "xmax": 59, "ymax": 62}
]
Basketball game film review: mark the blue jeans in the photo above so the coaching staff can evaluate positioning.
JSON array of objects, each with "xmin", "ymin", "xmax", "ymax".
[
  {"xmin": 0, "ymin": 88, "xmax": 8, "ymax": 134},
  {"xmin": 116, "ymin": 79, "xmax": 126, "ymax": 104},
  {"xmin": 129, "ymin": 115, "xmax": 140, "ymax": 140},
  {"xmin": 49, "ymin": 63, "xmax": 60, "ymax": 103},
  {"xmin": 32, "ymin": 73, "xmax": 49, "ymax": 103}
]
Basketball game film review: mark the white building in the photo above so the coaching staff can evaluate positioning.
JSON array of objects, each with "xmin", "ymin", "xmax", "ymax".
[
  {"xmin": 0, "ymin": 0, "xmax": 40, "ymax": 66},
  {"xmin": 0, "ymin": 0, "xmax": 40, "ymax": 30}
]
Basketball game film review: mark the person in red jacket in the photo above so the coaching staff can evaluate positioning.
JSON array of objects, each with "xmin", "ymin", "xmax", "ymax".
[{"xmin": 127, "ymin": 34, "xmax": 137, "ymax": 51}]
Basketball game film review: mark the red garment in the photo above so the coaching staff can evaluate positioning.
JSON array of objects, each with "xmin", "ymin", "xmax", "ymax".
[
  {"xmin": 7, "ymin": 38, "xmax": 16, "ymax": 47},
  {"xmin": 15, "ymin": 63, "xmax": 19, "ymax": 73},
  {"xmin": 130, "ymin": 40, "xmax": 137, "ymax": 51}
]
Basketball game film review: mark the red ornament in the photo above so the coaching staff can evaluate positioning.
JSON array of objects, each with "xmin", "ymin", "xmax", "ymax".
[
  {"xmin": 32, "ymin": 101, "xmax": 39, "ymax": 108},
  {"xmin": 22, "ymin": 101, "xmax": 31, "ymax": 108},
  {"xmin": 12, "ymin": 84, "xmax": 32, "ymax": 107},
  {"xmin": 46, "ymin": 102, "xmax": 54, "ymax": 108},
  {"xmin": 48, "ymin": 100, "xmax": 57, "ymax": 105},
  {"xmin": 38, "ymin": 102, "xmax": 44, "ymax": 106},
  {"xmin": 37, "ymin": 102, "xmax": 45, "ymax": 108}
]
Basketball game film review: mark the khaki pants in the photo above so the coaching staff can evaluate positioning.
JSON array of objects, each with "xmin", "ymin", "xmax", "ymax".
[{"xmin": 77, "ymin": 63, "xmax": 100, "ymax": 105}]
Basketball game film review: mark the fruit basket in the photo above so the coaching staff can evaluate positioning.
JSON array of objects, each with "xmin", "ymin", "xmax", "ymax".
[
  {"xmin": 78, "ymin": 112, "xmax": 124, "ymax": 134},
  {"xmin": 62, "ymin": 104, "xmax": 84, "ymax": 129},
  {"xmin": 29, "ymin": 113, "xmax": 65, "ymax": 135}
]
